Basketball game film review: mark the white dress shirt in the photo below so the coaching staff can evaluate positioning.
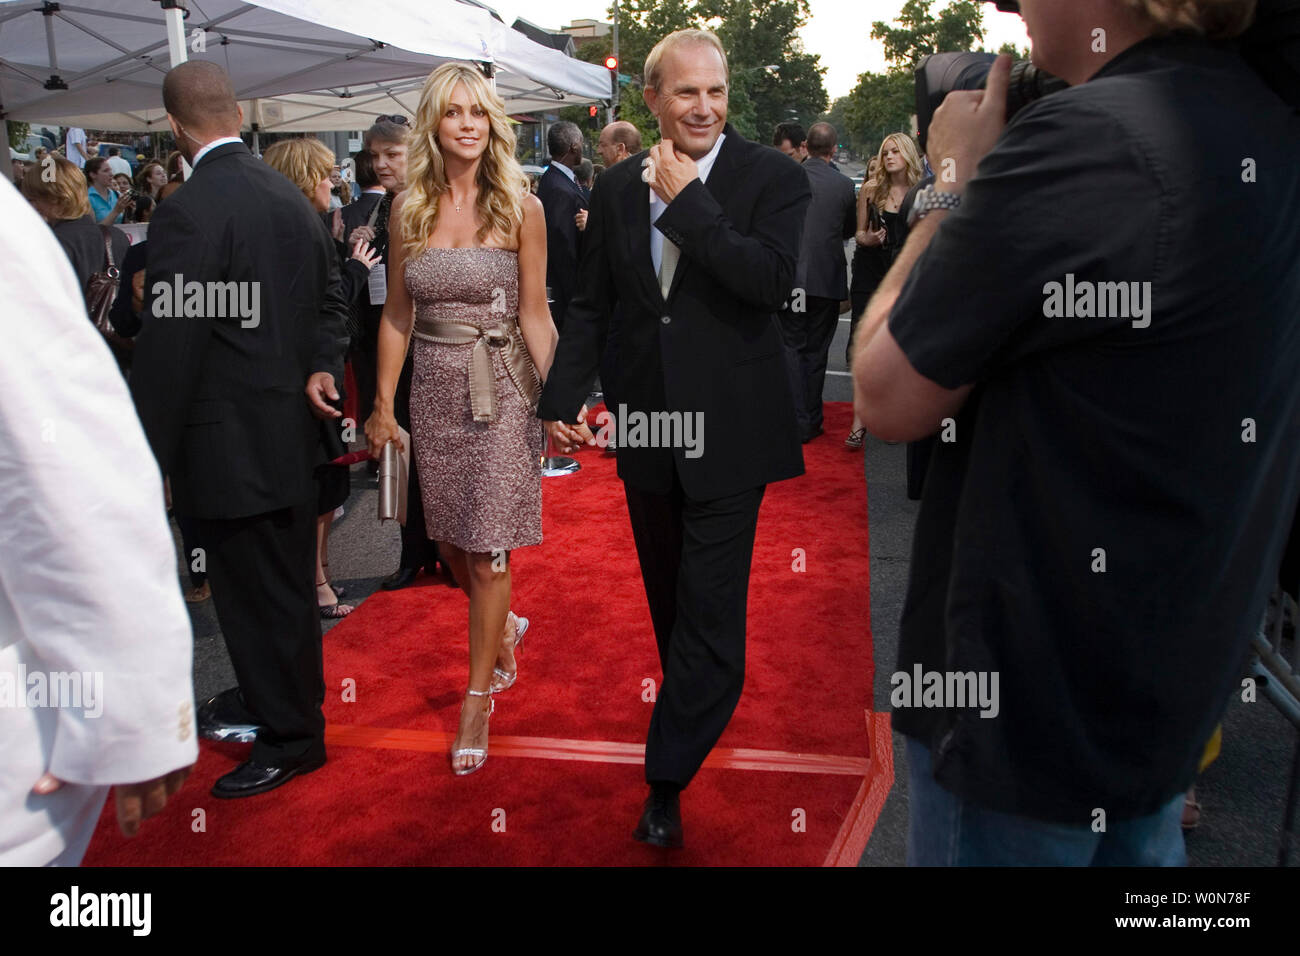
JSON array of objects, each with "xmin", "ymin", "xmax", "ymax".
[
  {"xmin": 650, "ymin": 132, "xmax": 726, "ymax": 276},
  {"xmin": 191, "ymin": 136, "xmax": 245, "ymax": 168},
  {"xmin": 550, "ymin": 160, "xmax": 578, "ymax": 183},
  {"xmin": 0, "ymin": 180, "xmax": 196, "ymax": 866}
]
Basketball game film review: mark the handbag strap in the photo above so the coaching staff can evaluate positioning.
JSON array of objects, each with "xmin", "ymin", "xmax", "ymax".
[
  {"xmin": 365, "ymin": 193, "xmax": 384, "ymax": 229},
  {"xmin": 97, "ymin": 225, "xmax": 116, "ymax": 270}
]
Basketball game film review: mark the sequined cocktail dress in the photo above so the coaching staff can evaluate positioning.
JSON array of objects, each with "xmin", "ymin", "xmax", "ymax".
[{"xmin": 406, "ymin": 247, "xmax": 544, "ymax": 553}]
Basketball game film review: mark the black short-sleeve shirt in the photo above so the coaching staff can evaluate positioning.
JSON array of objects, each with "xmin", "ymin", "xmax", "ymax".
[{"xmin": 888, "ymin": 33, "xmax": 1300, "ymax": 823}]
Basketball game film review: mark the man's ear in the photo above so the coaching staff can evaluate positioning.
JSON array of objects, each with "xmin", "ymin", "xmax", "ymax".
[
  {"xmin": 642, "ymin": 84, "xmax": 659, "ymax": 118},
  {"xmin": 166, "ymin": 114, "xmax": 182, "ymax": 142},
  {"xmin": 235, "ymin": 103, "xmax": 245, "ymax": 128}
]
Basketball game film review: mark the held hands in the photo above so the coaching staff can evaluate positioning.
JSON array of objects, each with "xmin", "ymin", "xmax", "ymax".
[
  {"xmin": 305, "ymin": 372, "xmax": 343, "ymax": 420},
  {"xmin": 365, "ymin": 408, "xmax": 404, "ymax": 459},
  {"xmin": 350, "ymin": 225, "xmax": 376, "ymax": 245},
  {"xmin": 925, "ymin": 53, "xmax": 1011, "ymax": 194},
  {"xmin": 544, "ymin": 403, "xmax": 596, "ymax": 454},
  {"xmin": 644, "ymin": 139, "xmax": 699, "ymax": 204},
  {"xmin": 32, "ymin": 765, "xmax": 193, "ymax": 837}
]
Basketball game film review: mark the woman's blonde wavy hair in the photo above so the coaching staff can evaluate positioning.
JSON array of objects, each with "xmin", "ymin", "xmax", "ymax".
[
  {"xmin": 1121, "ymin": 0, "xmax": 1257, "ymax": 39},
  {"xmin": 871, "ymin": 133, "xmax": 924, "ymax": 214},
  {"xmin": 399, "ymin": 62, "xmax": 529, "ymax": 262}
]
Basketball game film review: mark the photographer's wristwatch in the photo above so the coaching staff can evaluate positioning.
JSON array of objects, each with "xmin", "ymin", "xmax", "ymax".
[{"xmin": 907, "ymin": 184, "xmax": 962, "ymax": 227}]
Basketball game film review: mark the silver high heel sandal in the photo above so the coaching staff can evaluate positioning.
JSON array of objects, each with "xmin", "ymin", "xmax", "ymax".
[
  {"xmin": 451, "ymin": 688, "xmax": 493, "ymax": 776},
  {"xmin": 491, "ymin": 613, "xmax": 530, "ymax": 694}
]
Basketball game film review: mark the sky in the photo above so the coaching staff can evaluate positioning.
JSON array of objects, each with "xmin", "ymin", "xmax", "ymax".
[{"xmin": 488, "ymin": 0, "xmax": 1031, "ymax": 99}]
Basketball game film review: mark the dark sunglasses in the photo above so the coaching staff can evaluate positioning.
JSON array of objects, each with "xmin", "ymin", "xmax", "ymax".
[{"xmin": 376, "ymin": 114, "xmax": 409, "ymax": 126}]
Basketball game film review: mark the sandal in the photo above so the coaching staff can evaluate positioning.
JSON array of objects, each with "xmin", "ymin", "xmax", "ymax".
[
  {"xmin": 491, "ymin": 613, "xmax": 530, "ymax": 694},
  {"xmin": 844, "ymin": 427, "xmax": 866, "ymax": 450},
  {"xmin": 451, "ymin": 688, "xmax": 494, "ymax": 776},
  {"xmin": 317, "ymin": 579, "xmax": 354, "ymax": 619}
]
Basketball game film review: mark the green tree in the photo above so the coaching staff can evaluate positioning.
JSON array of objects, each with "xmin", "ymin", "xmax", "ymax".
[
  {"xmin": 555, "ymin": 0, "xmax": 827, "ymax": 150},
  {"xmin": 870, "ymin": 0, "xmax": 985, "ymax": 70},
  {"xmin": 840, "ymin": 0, "xmax": 986, "ymax": 157},
  {"xmin": 7, "ymin": 121, "xmax": 31, "ymax": 151}
]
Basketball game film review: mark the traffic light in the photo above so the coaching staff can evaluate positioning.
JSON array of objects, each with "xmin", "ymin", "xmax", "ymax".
[
  {"xmin": 604, "ymin": 55, "xmax": 618, "ymax": 72},
  {"xmin": 587, "ymin": 104, "xmax": 599, "ymax": 130}
]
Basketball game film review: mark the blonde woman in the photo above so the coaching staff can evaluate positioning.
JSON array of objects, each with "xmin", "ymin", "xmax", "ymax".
[
  {"xmin": 365, "ymin": 62, "xmax": 556, "ymax": 776},
  {"xmin": 264, "ymin": 137, "xmax": 382, "ymax": 621},
  {"xmin": 845, "ymin": 134, "xmax": 922, "ymax": 449}
]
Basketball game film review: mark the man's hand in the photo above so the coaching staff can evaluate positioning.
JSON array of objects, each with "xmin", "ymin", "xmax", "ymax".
[
  {"xmin": 306, "ymin": 372, "xmax": 343, "ymax": 419},
  {"xmin": 575, "ymin": 209, "xmax": 589, "ymax": 232},
  {"xmin": 925, "ymin": 54, "xmax": 1012, "ymax": 193},
  {"xmin": 645, "ymin": 139, "xmax": 699, "ymax": 204},
  {"xmin": 350, "ymin": 224, "xmax": 376, "ymax": 245},
  {"xmin": 32, "ymin": 766, "xmax": 193, "ymax": 837}
]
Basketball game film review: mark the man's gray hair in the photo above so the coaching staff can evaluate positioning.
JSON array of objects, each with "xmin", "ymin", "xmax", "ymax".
[{"xmin": 547, "ymin": 121, "xmax": 583, "ymax": 159}]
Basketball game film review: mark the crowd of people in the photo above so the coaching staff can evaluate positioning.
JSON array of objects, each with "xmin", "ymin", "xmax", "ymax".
[{"xmin": 3, "ymin": 0, "xmax": 1300, "ymax": 869}]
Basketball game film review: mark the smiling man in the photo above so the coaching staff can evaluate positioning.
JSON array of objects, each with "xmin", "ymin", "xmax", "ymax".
[{"xmin": 539, "ymin": 29, "xmax": 811, "ymax": 850}]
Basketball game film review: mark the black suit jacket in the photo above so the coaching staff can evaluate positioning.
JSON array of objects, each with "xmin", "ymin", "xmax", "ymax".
[
  {"xmin": 795, "ymin": 156, "xmax": 857, "ymax": 301},
  {"xmin": 538, "ymin": 125, "xmax": 811, "ymax": 500},
  {"xmin": 130, "ymin": 141, "xmax": 350, "ymax": 520},
  {"xmin": 536, "ymin": 162, "xmax": 588, "ymax": 326}
]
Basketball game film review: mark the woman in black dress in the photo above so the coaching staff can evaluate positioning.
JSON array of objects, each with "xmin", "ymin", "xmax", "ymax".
[{"xmin": 845, "ymin": 134, "xmax": 924, "ymax": 449}]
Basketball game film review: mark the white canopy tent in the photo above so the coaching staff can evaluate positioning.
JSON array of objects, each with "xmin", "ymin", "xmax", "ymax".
[{"xmin": 0, "ymin": 0, "xmax": 610, "ymax": 133}]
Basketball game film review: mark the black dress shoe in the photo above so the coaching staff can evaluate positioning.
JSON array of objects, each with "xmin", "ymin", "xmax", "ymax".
[
  {"xmin": 210, "ymin": 756, "xmax": 325, "ymax": 799},
  {"xmin": 197, "ymin": 688, "xmax": 262, "ymax": 743},
  {"xmin": 381, "ymin": 566, "xmax": 420, "ymax": 590},
  {"xmin": 633, "ymin": 784, "xmax": 684, "ymax": 849},
  {"xmin": 801, "ymin": 426, "xmax": 824, "ymax": 444}
]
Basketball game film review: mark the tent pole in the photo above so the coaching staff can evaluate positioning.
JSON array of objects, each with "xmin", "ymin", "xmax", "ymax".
[{"xmin": 161, "ymin": 2, "xmax": 189, "ymax": 69}]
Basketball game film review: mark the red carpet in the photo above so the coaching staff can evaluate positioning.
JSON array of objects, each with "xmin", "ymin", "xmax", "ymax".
[{"xmin": 84, "ymin": 402, "xmax": 887, "ymax": 866}]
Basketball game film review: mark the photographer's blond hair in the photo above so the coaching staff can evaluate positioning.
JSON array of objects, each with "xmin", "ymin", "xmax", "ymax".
[
  {"xmin": 22, "ymin": 154, "xmax": 90, "ymax": 221},
  {"xmin": 1121, "ymin": 0, "xmax": 1257, "ymax": 39},
  {"xmin": 399, "ymin": 62, "xmax": 528, "ymax": 261},
  {"xmin": 263, "ymin": 137, "xmax": 335, "ymax": 201},
  {"xmin": 643, "ymin": 29, "xmax": 729, "ymax": 91}
]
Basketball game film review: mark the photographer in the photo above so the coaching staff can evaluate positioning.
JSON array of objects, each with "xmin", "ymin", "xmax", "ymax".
[{"xmin": 852, "ymin": 0, "xmax": 1300, "ymax": 865}]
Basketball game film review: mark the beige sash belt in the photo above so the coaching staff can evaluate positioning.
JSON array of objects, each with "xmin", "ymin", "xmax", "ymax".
[{"xmin": 411, "ymin": 317, "xmax": 541, "ymax": 423}]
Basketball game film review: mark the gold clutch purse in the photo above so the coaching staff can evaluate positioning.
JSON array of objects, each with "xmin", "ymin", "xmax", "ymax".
[{"xmin": 377, "ymin": 427, "xmax": 410, "ymax": 525}]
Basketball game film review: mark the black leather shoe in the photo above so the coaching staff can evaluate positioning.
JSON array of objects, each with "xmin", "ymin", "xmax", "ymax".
[
  {"xmin": 210, "ymin": 756, "xmax": 325, "ymax": 799},
  {"xmin": 381, "ymin": 566, "xmax": 420, "ymax": 590},
  {"xmin": 633, "ymin": 784, "xmax": 684, "ymax": 849},
  {"xmin": 197, "ymin": 688, "xmax": 262, "ymax": 743}
]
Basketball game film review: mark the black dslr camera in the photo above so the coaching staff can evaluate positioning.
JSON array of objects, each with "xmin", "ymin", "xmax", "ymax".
[{"xmin": 915, "ymin": 0, "xmax": 1300, "ymax": 149}]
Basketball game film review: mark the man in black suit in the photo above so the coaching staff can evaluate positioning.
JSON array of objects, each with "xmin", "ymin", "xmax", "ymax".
[
  {"xmin": 130, "ymin": 61, "xmax": 350, "ymax": 798},
  {"xmin": 539, "ymin": 29, "xmax": 810, "ymax": 849},
  {"xmin": 781, "ymin": 121, "xmax": 857, "ymax": 442},
  {"xmin": 536, "ymin": 120, "xmax": 588, "ymax": 331},
  {"xmin": 340, "ymin": 148, "xmax": 384, "ymax": 251}
]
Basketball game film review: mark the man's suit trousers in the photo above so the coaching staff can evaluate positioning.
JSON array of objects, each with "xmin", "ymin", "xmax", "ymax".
[
  {"xmin": 779, "ymin": 295, "xmax": 841, "ymax": 438},
  {"xmin": 624, "ymin": 467, "xmax": 765, "ymax": 787},
  {"xmin": 198, "ymin": 500, "xmax": 325, "ymax": 766}
]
